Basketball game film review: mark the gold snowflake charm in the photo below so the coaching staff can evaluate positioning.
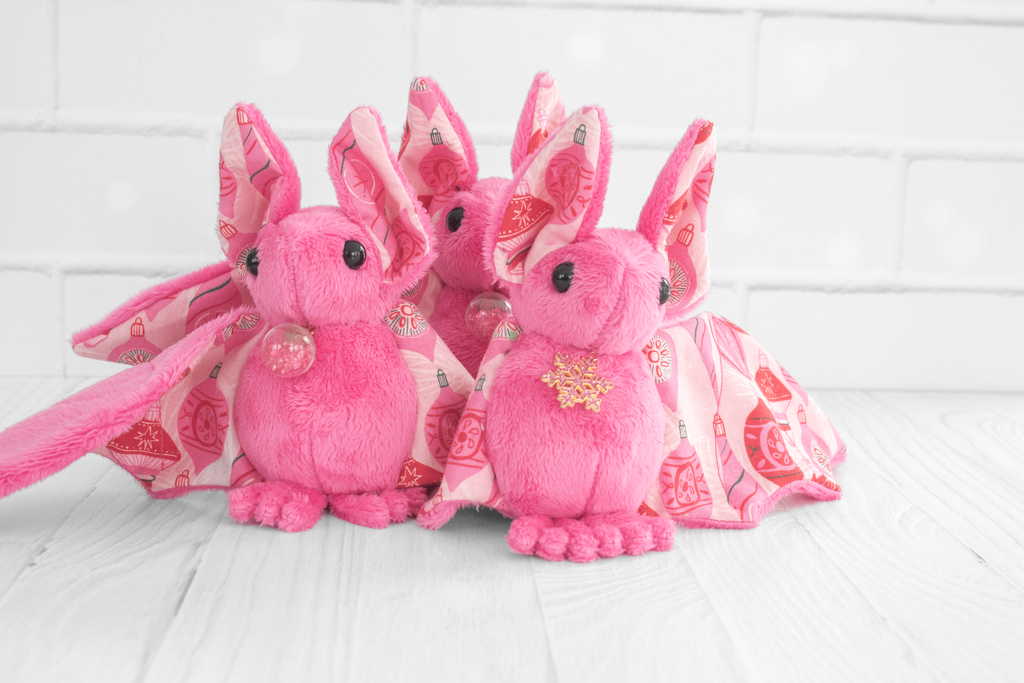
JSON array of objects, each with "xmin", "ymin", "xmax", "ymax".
[{"xmin": 541, "ymin": 352, "xmax": 614, "ymax": 412}]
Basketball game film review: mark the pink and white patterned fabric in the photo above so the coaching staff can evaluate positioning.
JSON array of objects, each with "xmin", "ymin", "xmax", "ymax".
[
  {"xmin": 72, "ymin": 263, "xmax": 249, "ymax": 364},
  {"xmin": 71, "ymin": 301, "xmax": 472, "ymax": 499},
  {"xmin": 398, "ymin": 77, "xmax": 477, "ymax": 220},
  {"xmin": 513, "ymin": 72, "xmax": 566, "ymax": 167},
  {"xmin": 83, "ymin": 308, "xmax": 267, "ymax": 497},
  {"xmin": 637, "ymin": 120, "xmax": 716, "ymax": 318},
  {"xmin": 63, "ymin": 103, "xmax": 473, "ymax": 498},
  {"xmin": 330, "ymin": 108, "xmax": 435, "ymax": 285},
  {"xmin": 72, "ymin": 104, "xmax": 294, "ymax": 364},
  {"xmin": 420, "ymin": 313, "xmax": 844, "ymax": 529},
  {"xmin": 492, "ymin": 107, "xmax": 609, "ymax": 284}
]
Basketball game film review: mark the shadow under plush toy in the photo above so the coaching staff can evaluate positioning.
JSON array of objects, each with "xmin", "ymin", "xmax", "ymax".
[
  {"xmin": 417, "ymin": 106, "xmax": 846, "ymax": 561},
  {"xmin": 0, "ymin": 104, "xmax": 474, "ymax": 531}
]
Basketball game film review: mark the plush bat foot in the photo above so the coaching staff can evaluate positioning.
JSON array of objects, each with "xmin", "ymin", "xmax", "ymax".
[
  {"xmin": 507, "ymin": 512, "xmax": 675, "ymax": 562},
  {"xmin": 228, "ymin": 482, "xmax": 327, "ymax": 532},
  {"xmin": 328, "ymin": 488, "xmax": 426, "ymax": 528}
]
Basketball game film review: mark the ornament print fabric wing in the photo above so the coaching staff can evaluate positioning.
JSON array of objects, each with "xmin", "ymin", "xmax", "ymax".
[
  {"xmin": 637, "ymin": 313, "xmax": 845, "ymax": 528},
  {"xmin": 384, "ymin": 301, "xmax": 476, "ymax": 490},
  {"xmin": 418, "ymin": 317, "xmax": 523, "ymax": 529},
  {"xmin": 72, "ymin": 261, "xmax": 250, "ymax": 364},
  {"xmin": 0, "ymin": 308, "xmax": 267, "ymax": 499},
  {"xmin": 73, "ymin": 103, "xmax": 300, "ymax": 366},
  {"xmin": 636, "ymin": 119, "xmax": 717, "ymax": 321}
]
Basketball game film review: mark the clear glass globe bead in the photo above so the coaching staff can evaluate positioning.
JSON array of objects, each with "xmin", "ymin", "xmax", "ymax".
[
  {"xmin": 260, "ymin": 324, "xmax": 316, "ymax": 378},
  {"xmin": 465, "ymin": 292, "xmax": 513, "ymax": 340}
]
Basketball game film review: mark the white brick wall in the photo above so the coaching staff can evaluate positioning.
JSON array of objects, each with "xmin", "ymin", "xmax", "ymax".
[{"xmin": 1, "ymin": 0, "xmax": 1021, "ymax": 390}]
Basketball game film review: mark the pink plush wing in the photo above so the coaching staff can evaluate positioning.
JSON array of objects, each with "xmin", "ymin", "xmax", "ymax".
[
  {"xmin": 417, "ymin": 317, "xmax": 522, "ymax": 529},
  {"xmin": 488, "ymin": 106, "xmax": 613, "ymax": 286},
  {"xmin": 0, "ymin": 308, "xmax": 268, "ymax": 500},
  {"xmin": 636, "ymin": 313, "xmax": 845, "ymax": 527},
  {"xmin": 396, "ymin": 77, "xmax": 478, "ymax": 220},
  {"xmin": 72, "ymin": 261, "xmax": 250, "ymax": 363},
  {"xmin": 383, "ymin": 301, "xmax": 476, "ymax": 492},
  {"xmin": 636, "ymin": 119, "xmax": 717, "ymax": 324},
  {"xmin": 73, "ymin": 103, "xmax": 297, "ymax": 365},
  {"xmin": 511, "ymin": 72, "xmax": 567, "ymax": 171}
]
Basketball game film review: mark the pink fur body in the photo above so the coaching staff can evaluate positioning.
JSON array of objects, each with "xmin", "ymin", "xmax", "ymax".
[
  {"xmin": 220, "ymin": 105, "xmax": 438, "ymax": 532},
  {"xmin": 486, "ymin": 331, "xmax": 663, "ymax": 518},
  {"xmin": 236, "ymin": 322, "xmax": 416, "ymax": 495}
]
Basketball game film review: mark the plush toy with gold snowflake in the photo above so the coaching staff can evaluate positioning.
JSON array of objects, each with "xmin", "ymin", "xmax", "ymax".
[{"xmin": 417, "ymin": 106, "xmax": 846, "ymax": 562}]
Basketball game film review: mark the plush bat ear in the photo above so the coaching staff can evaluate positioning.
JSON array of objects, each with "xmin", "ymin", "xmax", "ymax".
[
  {"xmin": 510, "ymin": 72, "xmax": 566, "ymax": 171},
  {"xmin": 488, "ymin": 106, "xmax": 612, "ymax": 286},
  {"xmin": 636, "ymin": 119, "xmax": 716, "ymax": 322},
  {"xmin": 217, "ymin": 103, "xmax": 301, "ymax": 276},
  {"xmin": 329, "ymin": 106, "xmax": 435, "ymax": 289},
  {"xmin": 396, "ymin": 77, "xmax": 478, "ymax": 218}
]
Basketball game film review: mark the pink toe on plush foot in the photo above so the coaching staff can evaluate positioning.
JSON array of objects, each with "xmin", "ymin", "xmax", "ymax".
[
  {"xmin": 621, "ymin": 518, "xmax": 655, "ymax": 556},
  {"xmin": 564, "ymin": 520, "xmax": 599, "ymax": 563},
  {"xmin": 587, "ymin": 517, "xmax": 624, "ymax": 558},
  {"xmin": 536, "ymin": 526, "xmax": 570, "ymax": 561},
  {"xmin": 403, "ymin": 487, "xmax": 429, "ymax": 513},
  {"xmin": 228, "ymin": 485, "xmax": 264, "ymax": 523},
  {"xmin": 649, "ymin": 517, "xmax": 676, "ymax": 552},
  {"xmin": 278, "ymin": 498, "xmax": 325, "ymax": 533},
  {"xmin": 507, "ymin": 516, "xmax": 552, "ymax": 556},
  {"xmin": 379, "ymin": 487, "xmax": 428, "ymax": 523},
  {"xmin": 229, "ymin": 482, "xmax": 325, "ymax": 532},
  {"xmin": 329, "ymin": 493, "xmax": 391, "ymax": 529},
  {"xmin": 380, "ymin": 490, "xmax": 411, "ymax": 523}
]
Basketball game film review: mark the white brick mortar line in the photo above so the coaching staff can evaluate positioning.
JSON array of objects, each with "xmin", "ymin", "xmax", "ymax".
[
  {"xmin": 430, "ymin": 0, "xmax": 1024, "ymax": 26},
  {"xmin": 0, "ymin": 253, "xmax": 217, "ymax": 278},
  {"xmin": 712, "ymin": 269, "xmax": 1024, "ymax": 295},
  {"xmin": 5, "ymin": 113, "xmax": 1024, "ymax": 163}
]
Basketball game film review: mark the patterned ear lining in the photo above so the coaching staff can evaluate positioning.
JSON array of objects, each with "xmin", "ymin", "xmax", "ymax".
[
  {"xmin": 330, "ymin": 107, "xmax": 433, "ymax": 285},
  {"xmin": 398, "ymin": 78, "xmax": 475, "ymax": 218},
  {"xmin": 216, "ymin": 106, "xmax": 290, "ymax": 287},
  {"xmin": 492, "ymin": 107, "xmax": 608, "ymax": 285},
  {"xmin": 639, "ymin": 120, "xmax": 717, "ymax": 318},
  {"xmin": 512, "ymin": 72, "xmax": 566, "ymax": 170}
]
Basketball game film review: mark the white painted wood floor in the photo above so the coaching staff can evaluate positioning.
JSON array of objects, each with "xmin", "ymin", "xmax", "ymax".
[{"xmin": 0, "ymin": 377, "xmax": 1022, "ymax": 682}]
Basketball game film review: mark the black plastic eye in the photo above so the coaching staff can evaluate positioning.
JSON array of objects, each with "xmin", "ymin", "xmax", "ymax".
[
  {"xmin": 245, "ymin": 248, "xmax": 259, "ymax": 277},
  {"xmin": 343, "ymin": 240, "xmax": 366, "ymax": 269},
  {"xmin": 552, "ymin": 262, "xmax": 574, "ymax": 293},
  {"xmin": 446, "ymin": 206, "xmax": 465, "ymax": 233},
  {"xmin": 659, "ymin": 277, "xmax": 671, "ymax": 306}
]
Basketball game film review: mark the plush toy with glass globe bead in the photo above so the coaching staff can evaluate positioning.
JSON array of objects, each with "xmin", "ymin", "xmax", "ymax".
[
  {"xmin": 0, "ymin": 103, "xmax": 474, "ymax": 531},
  {"xmin": 396, "ymin": 73, "xmax": 567, "ymax": 377},
  {"xmin": 418, "ymin": 107, "xmax": 847, "ymax": 561}
]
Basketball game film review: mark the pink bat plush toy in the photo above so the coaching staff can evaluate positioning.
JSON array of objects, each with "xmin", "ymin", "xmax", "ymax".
[
  {"xmin": 397, "ymin": 73, "xmax": 566, "ymax": 377},
  {"xmin": 418, "ymin": 107, "xmax": 846, "ymax": 561},
  {"xmin": 0, "ymin": 104, "xmax": 474, "ymax": 531}
]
